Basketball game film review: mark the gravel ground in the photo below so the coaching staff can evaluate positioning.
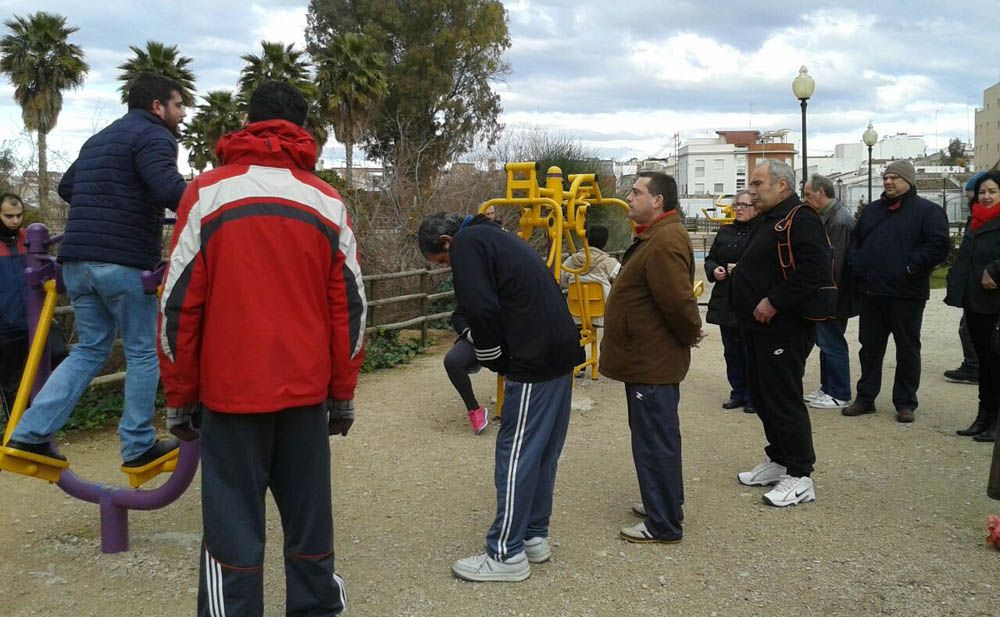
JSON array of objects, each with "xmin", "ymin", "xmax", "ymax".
[{"xmin": 1, "ymin": 289, "xmax": 997, "ymax": 616}]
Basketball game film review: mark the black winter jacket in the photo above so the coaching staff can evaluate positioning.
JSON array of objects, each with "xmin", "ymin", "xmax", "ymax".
[
  {"xmin": 450, "ymin": 216, "xmax": 583, "ymax": 382},
  {"xmin": 704, "ymin": 220, "xmax": 753, "ymax": 328},
  {"xmin": 58, "ymin": 109, "xmax": 187, "ymax": 270},
  {"xmin": 849, "ymin": 187, "xmax": 949, "ymax": 301},
  {"xmin": 945, "ymin": 214, "xmax": 1000, "ymax": 315},
  {"xmin": 729, "ymin": 194, "xmax": 829, "ymax": 332}
]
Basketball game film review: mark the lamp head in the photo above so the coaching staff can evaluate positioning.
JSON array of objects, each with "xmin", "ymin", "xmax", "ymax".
[
  {"xmin": 862, "ymin": 121, "xmax": 878, "ymax": 147},
  {"xmin": 792, "ymin": 65, "xmax": 815, "ymax": 100}
]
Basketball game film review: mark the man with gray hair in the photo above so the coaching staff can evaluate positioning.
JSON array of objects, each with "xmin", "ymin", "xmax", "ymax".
[
  {"xmin": 802, "ymin": 174, "xmax": 856, "ymax": 409},
  {"xmin": 729, "ymin": 159, "xmax": 829, "ymax": 507}
]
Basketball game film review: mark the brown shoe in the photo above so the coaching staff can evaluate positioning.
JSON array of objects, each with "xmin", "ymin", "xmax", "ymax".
[
  {"xmin": 841, "ymin": 401, "xmax": 875, "ymax": 417},
  {"xmin": 896, "ymin": 408, "xmax": 915, "ymax": 423}
]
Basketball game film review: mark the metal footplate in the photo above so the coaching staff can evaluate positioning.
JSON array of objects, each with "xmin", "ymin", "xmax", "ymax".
[
  {"xmin": 120, "ymin": 449, "xmax": 180, "ymax": 489},
  {"xmin": 0, "ymin": 446, "xmax": 70, "ymax": 483}
]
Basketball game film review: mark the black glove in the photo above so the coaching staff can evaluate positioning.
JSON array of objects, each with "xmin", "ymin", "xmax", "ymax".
[
  {"xmin": 166, "ymin": 404, "xmax": 201, "ymax": 441},
  {"xmin": 459, "ymin": 328, "xmax": 474, "ymax": 345},
  {"xmin": 327, "ymin": 399, "xmax": 355, "ymax": 437}
]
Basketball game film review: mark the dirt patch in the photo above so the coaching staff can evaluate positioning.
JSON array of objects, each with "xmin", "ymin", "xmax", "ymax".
[{"xmin": 1, "ymin": 289, "xmax": 997, "ymax": 616}]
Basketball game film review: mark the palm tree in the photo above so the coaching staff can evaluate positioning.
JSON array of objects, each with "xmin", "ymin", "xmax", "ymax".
[
  {"xmin": 314, "ymin": 33, "xmax": 388, "ymax": 188},
  {"xmin": 0, "ymin": 12, "xmax": 88, "ymax": 217},
  {"xmin": 238, "ymin": 41, "xmax": 314, "ymax": 100},
  {"xmin": 116, "ymin": 40, "xmax": 196, "ymax": 106},
  {"xmin": 238, "ymin": 41, "xmax": 328, "ymax": 151},
  {"xmin": 180, "ymin": 90, "xmax": 242, "ymax": 170}
]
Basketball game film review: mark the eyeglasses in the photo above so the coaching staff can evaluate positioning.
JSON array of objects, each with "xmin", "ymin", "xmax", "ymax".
[{"xmin": 734, "ymin": 203, "xmax": 753, "ymax": 208}]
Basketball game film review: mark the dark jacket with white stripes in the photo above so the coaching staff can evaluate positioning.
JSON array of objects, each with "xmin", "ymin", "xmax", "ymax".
[{"xmin": 449, "ymin": 216, "xmax": 583, "ymax": 382}]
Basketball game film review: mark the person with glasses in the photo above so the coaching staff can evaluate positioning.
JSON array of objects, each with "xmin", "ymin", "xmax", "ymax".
[{"xmin": 704, "ymin": 191, "xmax": 758, "ymax": 413}]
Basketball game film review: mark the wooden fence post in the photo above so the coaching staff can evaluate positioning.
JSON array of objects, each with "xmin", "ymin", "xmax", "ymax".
[
  {"xmin": 420, "ymin": 271, "xmax": 430, "ymax": 348},
  {"xmin": 367, "ymin": 279, "xmax": 377, "ymax": 328}
]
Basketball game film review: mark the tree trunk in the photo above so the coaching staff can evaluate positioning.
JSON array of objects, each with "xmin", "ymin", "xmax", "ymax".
[
  {"xmin": 345, "ymin": 139, "xmax": 354, "ymax": 190},
  {"xmin": 38, "ymin": 130, "xmax": 49, "ymax": 222}
]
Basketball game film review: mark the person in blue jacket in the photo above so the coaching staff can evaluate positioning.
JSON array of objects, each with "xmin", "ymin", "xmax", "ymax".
[
  {"xmin": 0, "ymin": 193, "xmax": 27, "ymax": 406},
  {"xmin": 7, "ymin": 72, "xmax": 187, "ymax": 467}
]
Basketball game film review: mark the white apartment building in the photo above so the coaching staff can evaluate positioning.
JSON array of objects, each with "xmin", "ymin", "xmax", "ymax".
[
  {"xmin": 975, "ymin": 81, "xmax": 1000, "ymax": 170},
  {"xmin": 675, "ymin": 138, "xmax": 742, "ymax": 196}
]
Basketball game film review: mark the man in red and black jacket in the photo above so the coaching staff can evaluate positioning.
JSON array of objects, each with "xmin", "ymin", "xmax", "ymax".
[{"xmin": 157, "ymin": 81, "xmax": 366, "ymax": 617}]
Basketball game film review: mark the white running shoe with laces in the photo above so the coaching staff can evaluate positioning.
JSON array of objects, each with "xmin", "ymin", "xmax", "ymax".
[
  {"xmin": 808, "ymin": 393, "xmax": 850, "ymax": 410},
  {"xmin": 803, "ymin": 388, "xmax": 824, "ymax": 403},
  {"xmin": 452, "ymin": 551, "xmax": 530, "ymax": 582},
  {"xmin": 763, "ymin": 475, "xmax": 816, "ymax": 507},
  {"xmin": 737, "ymin": 458, "xmax": 788, "ymax": 486}
]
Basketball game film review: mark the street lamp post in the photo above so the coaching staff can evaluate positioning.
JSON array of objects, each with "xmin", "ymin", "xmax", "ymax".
[
  {"xmin": 836, "ymin": 178, "xmax": 843, "ymax": 203},
  {"xmin": 862, "ymin": 122, "xmax": 878, "ymax": 204},
  {"xmin": 792, "ymin": 66, "xmax": 815, "ymax": 192}
]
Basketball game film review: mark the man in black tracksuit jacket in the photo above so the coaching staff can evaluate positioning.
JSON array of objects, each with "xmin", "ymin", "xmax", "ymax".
[
  {"xmin": 730, "ymin": 160, "xmax": 829, "ymax": 507},
  {"xmin": 418, "ymin": 212, "xmax": 582, "ymax": 582},
  {"xmin": 845, "ymin": 160, "xmax": 949, "ymax": 422}
]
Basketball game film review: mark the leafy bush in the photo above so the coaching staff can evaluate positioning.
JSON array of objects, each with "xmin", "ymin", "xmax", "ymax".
[{"xmin": 361, "ymin": 329, "xmax": 422, "ymax": 372}]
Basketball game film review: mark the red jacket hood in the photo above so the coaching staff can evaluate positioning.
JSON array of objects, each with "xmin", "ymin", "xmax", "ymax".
[{"xmin": 216, "ymin": 120, "xmax": 318, "ymax": 170}]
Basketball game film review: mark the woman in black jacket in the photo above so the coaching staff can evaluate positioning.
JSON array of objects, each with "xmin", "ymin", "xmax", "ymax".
[
  {"xmin": 946, "ymin": 170, "xmax": 1000, "ymax": 441},
  {"xmin": 704, "ymin": 191, "xmax": 758, "ymax": 413}
]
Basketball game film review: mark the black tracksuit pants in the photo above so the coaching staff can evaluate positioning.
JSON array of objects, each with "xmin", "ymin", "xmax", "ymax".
[
  {"xmin": 199, "ymin": 404, "xmax": 346, "ymax": 617},
  {"xmin": 966, "ymin": 311, "xmax": 1000, "ymax": 416},
  {"xmin": 744, "ymin": 325, "xmax": 816, "ymax": 478},
  {"xmin": 856, "ymin": 295, "xmax": 926, "ymax": 411}
]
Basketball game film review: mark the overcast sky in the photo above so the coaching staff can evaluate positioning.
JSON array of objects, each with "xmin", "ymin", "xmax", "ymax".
[{"xmin": 1, "ymin": 0, "xmax": 996, "ymax": 173}]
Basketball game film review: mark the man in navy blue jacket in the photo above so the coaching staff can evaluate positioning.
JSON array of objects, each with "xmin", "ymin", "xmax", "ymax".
[
  {"xmin": 843, "ymin": 160, "xmax": 949, "ymax": 423},
  {"xmin": 8, "ymin": 72, "xmax": 186, "ymax": 468},
  {"xmin": 419, "ymin": 211, "xmax": 583, "ymax": 582}
]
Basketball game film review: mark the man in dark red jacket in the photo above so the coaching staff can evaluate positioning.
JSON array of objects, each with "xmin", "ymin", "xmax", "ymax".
[{"xmin": 158, "ymin": 81, "xmax": 366, "ymax": 617}]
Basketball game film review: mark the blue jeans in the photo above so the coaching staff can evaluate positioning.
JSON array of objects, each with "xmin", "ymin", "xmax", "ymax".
[
  {"xmin": 816, "ymin": 318, "xmax": 851, "ymax": 401},
  {"xmin": 12, "ymin": 261, "xmax": 159, "ymax": 461}
]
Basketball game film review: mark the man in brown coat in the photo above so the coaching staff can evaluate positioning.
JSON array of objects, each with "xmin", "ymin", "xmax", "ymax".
[{"xmin": 600, "ymin": 171, "xmax": 704, "ymax": 543}]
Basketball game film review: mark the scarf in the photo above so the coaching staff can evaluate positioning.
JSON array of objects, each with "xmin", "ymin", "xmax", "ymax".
[
  {"xmin": 634, "ymin": 210, "xmax": 678, "ymax": 235},
  {"xmin": 971, "ymin": 202, "xmax": 1000, "ymax": 231}
]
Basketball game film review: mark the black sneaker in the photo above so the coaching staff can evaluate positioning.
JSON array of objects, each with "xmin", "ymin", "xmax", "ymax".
[
  {"xmin": 5, "ymin": 439, "xmax": 67, "ymax": 461},
  {"xmin": 943, "ymin": 367, "xmax": 978, "ymax": 384},
  {"xmin": 122, "ymin": 437, "xmax": 180, "ymax": 469}
]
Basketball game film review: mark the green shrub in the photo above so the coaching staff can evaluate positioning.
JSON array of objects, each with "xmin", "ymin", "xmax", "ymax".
[{"xmin": 361, "ymin": 329, "xmax": 422, "ymax": 372}]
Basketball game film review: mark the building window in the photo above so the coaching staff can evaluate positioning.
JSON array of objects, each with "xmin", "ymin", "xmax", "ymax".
[
  {"xmin": 714, "ymin": 183, "xmax": 724, "ymax": 193},
  {"xmin": 695, "ymin": 165, "xmax": 705, "ymax": 178},
  {"xmin": 695, "ymin": 183, "xmax": 705, "ymax": 193},
  {"xmin": 713, "ymin": 159, "xmax": 724, "ymax": 170}
]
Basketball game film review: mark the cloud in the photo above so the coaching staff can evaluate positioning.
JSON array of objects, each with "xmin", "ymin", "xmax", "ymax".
[{"xmin": 0, "ymin": 0, "xmax": 993, "ymax": 170}]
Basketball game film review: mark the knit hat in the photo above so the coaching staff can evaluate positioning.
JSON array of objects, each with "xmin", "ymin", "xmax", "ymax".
[
  {"xmin": 883, "ymin": 160, "xmax": 915, "ymax": 187},
  {"xmin": 965, "ymin": 171, "xmax": 987, "ymax": 191}
]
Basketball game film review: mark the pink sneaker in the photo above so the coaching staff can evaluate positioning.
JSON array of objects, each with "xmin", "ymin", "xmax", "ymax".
[{"xmin": 468, "ymin": 407, "xmax": 488, "ymax": 434}]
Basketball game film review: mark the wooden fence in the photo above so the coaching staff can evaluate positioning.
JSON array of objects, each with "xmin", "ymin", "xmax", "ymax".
[{"xmin": 52, "ymin": 238, "xmax": 718, "ymax": 389}]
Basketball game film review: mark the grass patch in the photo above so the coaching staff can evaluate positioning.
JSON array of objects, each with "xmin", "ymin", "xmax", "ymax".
[{"xmin": 930, "ymin": 265, "xmax": 949, "ymax": 290}]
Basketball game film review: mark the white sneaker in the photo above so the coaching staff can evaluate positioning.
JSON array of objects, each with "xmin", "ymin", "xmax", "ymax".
[
  {"xmin": 523, "ymin": 537, "xmax": 551, "ymax": 563},
  {"xmin": 808, "ymin": 393, "xmax": 850, "ymax": 410},
  {"xmin": 737, "ymin": 458, "xmax": 788, "ymax": 486},
  {"xmin": 452, "ymin": 551, "xmax": 530, "ymax": 582},
  {"xmin": 631, "ymin": 502, "xmax": 646, "ymax": 517},
  {"xmin": 803, "ymin": 388, "xmax": 824, "ymax": 403},
  {"xmin": 763, "ymin": 475, "xmax": 816, "ymax": 507}
]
